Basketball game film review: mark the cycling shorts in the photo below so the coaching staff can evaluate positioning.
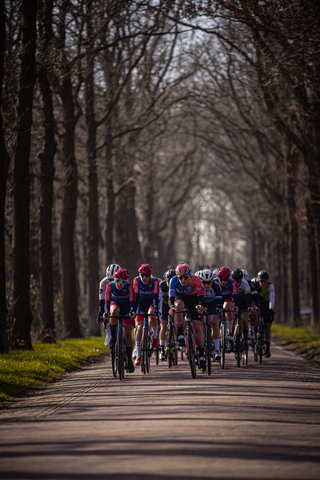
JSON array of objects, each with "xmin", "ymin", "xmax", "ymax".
[
  {"xmin": 175, "ymin": 292, "xmax": 202, "ymax": 321},
  {"xmin": 204, "ymin": 301, "xmax": 218, "ymax": 315},
  {"xmin": 136, "ymin": 299, "xmax": 154, "ymax": 316},
  {"xmin": 110, "ymin": 302, "xmax": 133, "ymax": 326},
  {"xmin": 161, "ymin": 302, "xmax": 169, "ymax": 321},
  {"xmin": 135, "ymin": 306, "xmax": 155, "ymax": 324},
  {"xmin": 261, "ymin": 309, "xmax": 274, "ymax": 324}
]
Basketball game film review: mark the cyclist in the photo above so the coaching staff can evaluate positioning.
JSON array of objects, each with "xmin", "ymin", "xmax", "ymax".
[
  {"xmin": 97, "ymin": 263, "xmax": 120, "ymax": 346},
  {"xmin": 104, "ymin": 267, "xmax": 136, "ymax": 373},
  {"xmin": 214, "ymin": 267, "xmax": 239, "ymax": 348},
  {"xmin": 133, "ymin": 264, "xmax": 160, "ymax": 367},
  {"xmin": 253, "ymin": 270, "xmax": 275, "ymax": 358},
  {"xmin": 168, "ymin": 263, "xmax": 206, "ymax": 369},
  {"xmin": 242, "ymin": 269, "xmax": 259, "ymax": 339},
  {"xmin": 159, "ymin": 268, "xmax": 176, "ymax": 361},
  {"xmin": 231, "ymin": 268, "xmax": 252, "ymax": 353},
  {"xmin": 198, "ymin": 269, "xmax": 222, "ymax": 360}
]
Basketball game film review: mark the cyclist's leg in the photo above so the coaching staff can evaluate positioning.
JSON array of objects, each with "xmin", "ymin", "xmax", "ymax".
[
  {"xmin": 263, "ymin": 310, "xmax": 273, "ymax": 357},
  {"xmin": 241, "ymin": 312, "xmax": 249, "ymax": 347},
  {"xmin": 224, "ymin": 299, "xmax": 234, "ymax": 340},
  {"xmin": 134, "ymin": 313, "xmax": 144, "ymax": 365},
  {"xmin": 210, "ymin": 313, "xmax": 220, "ymax": 357},
  {"xmin": 174, "ymin": 298, "xmax": 186, "ymax": 350},
  {"xmin": 109, "ymin": 303, "xmax": 120, "ymax": 347},
  {"xmin": 159, "ymin": 316, "xmax": 168, "ymax": 360},
  {"xmin": 148, "ymin": 306, "xmax": 159, "ymax": 348}
]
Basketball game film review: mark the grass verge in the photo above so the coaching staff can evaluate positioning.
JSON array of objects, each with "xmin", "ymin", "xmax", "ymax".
[
  {"xmin": 0, "ymin": 337, "xmax": 107, "ymax": 401},
  {"xmin": 272, "ymin": 323, "xmax": 320, "ymax": 362}
]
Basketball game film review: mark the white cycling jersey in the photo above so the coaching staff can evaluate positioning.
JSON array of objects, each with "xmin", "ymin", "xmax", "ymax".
[{"xmin": 99, "ymin": 276, "xmax": 110, "ymax": 301}]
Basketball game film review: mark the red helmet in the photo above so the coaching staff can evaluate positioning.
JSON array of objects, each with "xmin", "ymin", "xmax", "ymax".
[
  {"xmin": 175, "ymin": 263, "xmax": 191, "ymax": 276},
  {"xmin": 138, "ymin": 264, "xmax": 152, "ymax": 275},
  {"xmin": 114, "ymin": 268, "xmax": 129, "ymax": 280},
  {"xmin": 217, "ymin": 266, "xmax": 230, "ymax": 280}
]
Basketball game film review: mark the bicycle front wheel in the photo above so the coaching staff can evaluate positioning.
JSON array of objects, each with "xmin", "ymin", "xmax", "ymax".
[
  {"xmin": 187, "ymin": 326, "xmax": 196, "ymax": 379},
  {"xmin": 220, "ymin": 323, "xmax": 225, "ymax": 370},
  {"xmin": 141, "ymin": 327, "xmax": 147, "ymax": 374},
  {"xmin": 205, "ymin": 324, "xmax": 212, "ymax": 376},
  {"xmin": 168, "ymin": 324, "xmax": 174, "ymax": 368},
  {"xmin": 235, "ymin": 324, "xmax": 241, "ymax": 368},
  {"xmin": 118, "ymin": 333, "xmax": 124, "ymax": 380},
  {"xmin": 111, "ymin": 346, "xmax": 117, "ymax": 378}
]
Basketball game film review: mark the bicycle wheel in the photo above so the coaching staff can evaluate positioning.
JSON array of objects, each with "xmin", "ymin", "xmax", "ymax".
[
  {"xmin": 242, "ymin": 338, "xmax": 248, "ymax": 366},
  {"xmin": 168, "ymin": 324, "xmax": 174, "ymax": 368},
  {"xmin": 254, "ymin": 332, "xmax": 258, "ymax": 362},
  {"xmin": 205, "ymin": 324, "xmax": 212, "ymax": 376},
  {"xmin": 118, "ymin": 333, "xmax": 124, "ymax": 380},
  {"xmin": 155, "ymin": 345, "xmax": 159, "ymax": 365},
  {"xmin": 235, "ymin": 324, "xmax": 241, "ymax": 368},
  {"xmin": 187, "ymin": 326, "xmax": 196, "ymax": 378},
  {"xmin": 141, "ymin": 327, "xmax": 147, "ymax": 374},
  {"xmin": 111, "ymin": 346, "xmax": 117, "ymax": 378},
  {"xmin": 146, "ymin": 334, "xmax": 150, "ymax": 373},
  {"xmin": 220, "ymin": 323, "xmax": 225, "ymax": 370}
]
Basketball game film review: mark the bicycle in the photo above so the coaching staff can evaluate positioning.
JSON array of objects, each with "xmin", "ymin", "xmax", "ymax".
[
  {"xmin": 203, "ymin": 309, "xmax": 213, "ymax": 376},
  {"xmin": 176, "ymin": 308, "xmax": 202, "ymax": 378},
  {"xmin": 218, "ymin": 306, "xmax": 234, "ymax": 369},
  {"xmin": 165, "ymin": 314, "xmax": 178, "ymax": 368},
  {"xmin": 234, "ymin": 313, "xmax": 248, "ymax": 367},
  {"xmin": 254, "ymin": 309, "xmax": 271, "ymax": 364},
  {"xmin": 108, "ymin": 314, "xmax": 130, "ymax": 380},
  {"xmin": 140, "ymin": 312, "xmax": 156, "ymax": 374}
]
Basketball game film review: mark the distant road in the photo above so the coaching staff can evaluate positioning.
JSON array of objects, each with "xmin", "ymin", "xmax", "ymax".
[{"xmin": 1, "ymin": 345, "xmax": 320, "ymax": 480}]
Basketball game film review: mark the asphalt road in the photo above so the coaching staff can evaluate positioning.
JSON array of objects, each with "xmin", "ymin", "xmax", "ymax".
[{"xmin": 1, "ymin": 345, "xmax": 320, "ymax": 480}]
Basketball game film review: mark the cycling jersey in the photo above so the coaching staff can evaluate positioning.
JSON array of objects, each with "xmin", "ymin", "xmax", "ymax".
[
  {"xmin": 105, "ymin": 281, "xmax": 136, "ymax": 313},
  {"xmin": 168, "ymin": 274, "xmax": 204, "ymax": 307},
  {"xmin": 237, "ymin": 279, "xmax": 252, "ymax": 311},
  {"xmin": 255, "ymin": 282, "xmax": 275, "ymax": 310},
  {"xmin": 159, "ymin": 279, "xmax": 169, "ymax": 318},
  {"xmin": 133, "ymin": 276, "xmax": 159, "ymax": 313},
  {"xmin": 214, "ymin": 277, "xmax": 238, "ymax": 306},
  {"xmin": 248, "ymin": 280, "xmax": 259, "ymax": 306},
  {"xmin": 98, "ymin": 276, "xmax": 110, "ymax": 314},
  {"xmin": 203, "ymin": 280, "xmax": 222, "ymax": 304}
]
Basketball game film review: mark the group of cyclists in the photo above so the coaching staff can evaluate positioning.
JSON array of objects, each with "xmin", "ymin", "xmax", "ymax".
[{"xmin": 98, "ymin": 262, "xmax": 275, "ymax": 374}]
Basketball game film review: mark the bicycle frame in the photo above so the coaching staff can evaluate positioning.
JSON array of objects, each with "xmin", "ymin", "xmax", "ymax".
[
  {"xmin": 165, "ymin": 314, "xmax": 178, "ymax": 368},
  {"xmin": 140, "ymin": 312, "xmax": 155, "ymax": 374},
  {"xmin": 108, "ymin": 314, "xmax": 128, "ymax": 380},
  {"xmin": 203, "ymin": 310, "xmax": 212, "ymax": 376}
]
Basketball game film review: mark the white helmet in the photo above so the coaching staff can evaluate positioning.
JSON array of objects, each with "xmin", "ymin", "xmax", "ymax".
[
  {"xmin": 212, "ymin": 268, "xmax": 219, "ymax": 277},
  {"xmin": 194, "ymin": 270, "xmax": 202, "ymax": 277},
  {"xmin": 242, "ymin": 269, "xmax": 249, "ymax": 280},
  {"xmin": 106, "ymin": 263, "xmax": 121, "ymax": 280},
  {"xmin": 199, "ymin": 269, "xmax": 214, "ymax": 281}
]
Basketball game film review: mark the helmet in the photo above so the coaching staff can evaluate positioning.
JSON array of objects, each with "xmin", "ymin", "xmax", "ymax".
[
  {"xmin": 175, "ymin": 263, "xmax": 191, "ymax": 276},
  {"xmin": 199, "ymin": 269, "xmax": 214, "ymax": 281},
  {"xmin": 217, "ymin": 266, "xmax": 230, "ymax": 280},
  {"xmin": 165, "ymin": 268, "xmax": 176, "ymax": 280},
  {"xmin": 258, "ymin": 270, "xmax": 269, "ymax": 280},
  {"xmin": 114, "ymin": 267, "xmax": 129, "ymax": 280},
  {"xmin": 212, "ymin": 268, "xmax": 219, "ymax": 277},
  {"xmin": 242, "ymin": 269, "xmax": 249, "ymax": 280},
  {"xmin": 138, "ymin": 264, "xmax": 152, "ymax": 275},
  {"xmin": 231, "ymin": 268, "xmax": 243, "ymax": 281},
  {"xmin": 194, "ymin": 270, "xmax": 202, "ymax": 277},
  {"xmin": 106, "ymin": 263, "xmax": 121, "ymax": 280}
]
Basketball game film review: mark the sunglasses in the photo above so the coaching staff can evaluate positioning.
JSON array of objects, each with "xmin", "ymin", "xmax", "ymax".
[
  {"xmin": 179, "ymin": 275, "xmax": 189, "ymax": 281},
  {"xmin": 115, "ymin": 279, "xmax": 126, "ymax": 285},
  {"xmin": 140, "ymin": 273, "xmax": 151, "ymax": 278},
  {"xmin": 259, "ymin": 279, "xmax": 267, "ymax": 283},
  {"xmin": 219, "ymin": 278, "xmax": 228, "ymax": 282},
  {"xmin": 202, "ymin": 281, "xmax": 212, "ymax": 285}
]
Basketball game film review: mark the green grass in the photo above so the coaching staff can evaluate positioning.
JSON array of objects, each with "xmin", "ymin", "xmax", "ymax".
[
  {"xmin": 273, "ymin": 324, "xmax": 320, "ymax": 354},
  {"xmin": 0, "ymin": 337, "xmax": 107, "ymax": 401}
]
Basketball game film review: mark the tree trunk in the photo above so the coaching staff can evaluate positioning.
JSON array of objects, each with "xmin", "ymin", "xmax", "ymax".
[
  {"xmin": 104, "ymin": 127, "xmax": 115, "ymax": 267},
  {"xmin": 85, "ymin": 2, "xmax": 100, "ymax": 335},
  {"xmin": 285, "ymin": 146, "xmax": 300, "ymax": 326},
  {"xmin": 11, "ymin": 0, "xmax": 37, "ymax": 349},
  {"xmin": 59, "ymin": 75, "xmax": 80, "ymax": 338},
  {"xmin": 38, "ymin": 0, "xmax": 56, "ymax": 343},
  {"xmin": 0, "ymin": 0, "xmax": 9, "ymax": 353}
]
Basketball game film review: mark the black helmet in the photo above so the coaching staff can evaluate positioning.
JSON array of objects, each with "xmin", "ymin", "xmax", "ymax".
[
  {"xmin": 165, "ymin": 268, "xmax": 176, "ymax": 280},
  {"xmin": 231, "ymin": 268, "xmax": 243, "ymax": 281},
  {"xmin": 257, "ymin": 270, "xmax": 269, "ymax": 280}
]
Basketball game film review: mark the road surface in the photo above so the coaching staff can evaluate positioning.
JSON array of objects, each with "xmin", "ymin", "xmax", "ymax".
[{"xmin": 1, "ymin": 344, "xmax": 320, "ymax": 480}]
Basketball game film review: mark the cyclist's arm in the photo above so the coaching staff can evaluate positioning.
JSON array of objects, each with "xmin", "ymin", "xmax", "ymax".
[
  {"xmin": 153, "ymin": 277, "xmax": 159, "ymax": 311},
  {"xmin": 269, "ymin": 283, "xmax": 275, "ymax": 310},
  {"xmin": 105, "ymin": 284, "xmax": 112, "ymax": 313}
]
